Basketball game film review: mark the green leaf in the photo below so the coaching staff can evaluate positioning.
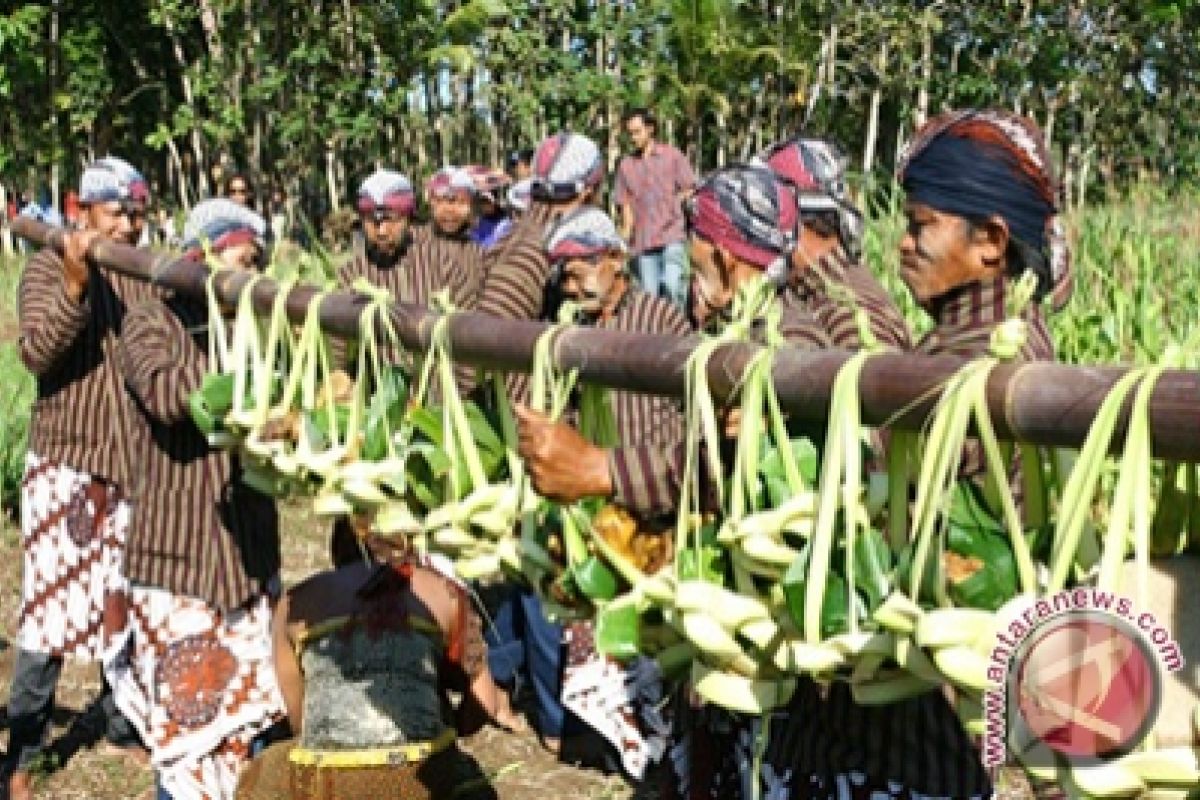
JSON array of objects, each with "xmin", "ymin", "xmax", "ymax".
[
  {"xmin": 782, "ymin": 544, "xmax": 849, "ymax": 639},
  {"xmin": 945, "ymin": 522, "xmax": 1018, "ymax": 612},
  {"xmin": 595, "ymin": 599, "xmax": 641, "ymax": 661},
  {"xmin": 464, "ymin": 401, "xmax": 506, "ymax": 479},
  {"xmin": 852, "ymin": 528, "xmax": 893, "ymax": 611},
  {"xmin": 572, "ymin": 555, "xmax": 619, "ymax": 601},
  {"xmin": 760, "ymin": 436, "xmax": 819, "ymax": 506},
  {"xmin": 678, "ymin": 519, "xmax": 726, "ymax": 583},
  {"xmin": 188, "ymin": 373, "xmax": 235, "ymax": 434}
]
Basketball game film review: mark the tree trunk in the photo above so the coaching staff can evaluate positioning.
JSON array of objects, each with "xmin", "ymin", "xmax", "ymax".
[
  {"xmin": 915, "ymin": 15, "xmax": 933, "ymax": 131},
  {"xmin": 806, "ymin": 19, "xmax": 837, "ymax": 123},
  {"xmin": 325, "ymin": 144, "xmax": 340, "ymax": 212},
  {"xmin": 1, "ymin": 184, "xmax": 13, "ymax": 254},
  {"xmin": 863, "ymin": 38, "xmax": 889, "ymax": 175},
  {"xmin": 715, "ymin": 111, "xmax": 727, "ymax": 167},
  {"xmin": 49, "ymin": 0, "xmax": 61, "ymax": 210},
  {"xmin": 166, "ymin": 137, "xmax": 192, "ymax": 210},
  {"xmin": 161, "ymin": 8, "xmax": 210, "ymax": 197}
]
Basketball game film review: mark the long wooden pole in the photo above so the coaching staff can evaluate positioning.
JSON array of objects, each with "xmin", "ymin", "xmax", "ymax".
[{"xmin": 13, "ymin": 217, "xmax": 1200, "ymax": 461}]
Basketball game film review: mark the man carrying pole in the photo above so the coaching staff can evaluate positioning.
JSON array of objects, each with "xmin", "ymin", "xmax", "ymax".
[
  {"xmin": 108, "ymin": 199, "xmax": 285, "ymax": 800},
  {"xmin": 760, "ymin": 136, "xmax": 912, "ymax": 352},
  {"xmin": 339, "ymin": 168, "xmax": 479, "ymax": 311},
  {"xmin": 506, "ymin": 208, "xmax": 691, "ymax": 774},
  {"xmin": 7, "ymin": 157, "xmax": 151, "ymax": 800}
]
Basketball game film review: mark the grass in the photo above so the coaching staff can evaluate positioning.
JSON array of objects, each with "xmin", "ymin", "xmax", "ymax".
[{"xmin": 0, "ymin": 257, "xmax": 33, "ymax": 518}]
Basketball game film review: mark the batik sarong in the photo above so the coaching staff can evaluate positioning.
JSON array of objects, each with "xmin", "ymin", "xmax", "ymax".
[
  {"xmin": 17, "ymin": 452, "xmax": 128, "ymax": 660},
  {"xmin": 561, "ymin": 620, "xmax": 669, "ymax": 779},
  {"xmin": 106, "ymin": 585, "xmax": 284, "ymax": 800}
]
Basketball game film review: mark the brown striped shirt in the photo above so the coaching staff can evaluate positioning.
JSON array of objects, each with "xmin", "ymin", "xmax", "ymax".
[
  {"xmin": 335, "ymin": 224, "xmax": 485, "ymax": 367},
  {"xmin": 788, "ymin": 245, "xmax": 913, "ymax": 351},
  {"xmin": 337, "ymin": 225, "xmax": 484, "ymax": 305},
  {"xmin": 471, "ymin": 203, "xmax": 558, "ymax": 321},
  {"xmin": 18, "ymin": 247, "xmax": 158, "ymax": 488},
  {"xmin": 584, "ymin": 289, "xmax": 691, "ymax": 518},
  {"xmin": 117, "ymin": 295, "xmax": 280, "ymax": 610},
  {"xmin": 610, "ymin": 291, "xmax": 831, "ymax": 518},
  {"xmin": 918, "ymin": 274, "xmax": 1054, "ymax": 363},
  {"xmin": 800, "ymin": 276, "xmax": 1054, "ymax": 797}
]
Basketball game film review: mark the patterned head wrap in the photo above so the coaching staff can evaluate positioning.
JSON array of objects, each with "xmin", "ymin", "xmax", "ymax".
[
  {"xmin": 357, "ymin": 169, "xmax": 415, "ymax": 217},
  {"xmin": 463, "ymin": 165, "xmax": 511, "ymax": 203},
  {"xmin": 530, "ymin": 132, "xmax": 604, "ymax": 201},
  {"xmin": 686, "ymin": 164, "xmax": 798, "ymax": 285},
  {"xmin": 544, "ymin": 207, "xmax": 627, "ymax": 263},
  {"xmin": 898, "ymin": 108, "xmax": 1071, "ymax": 309},
  {"xmin": 507, "ymin": 178, "xmax": 533, "ymax": 212},
  {"xmin": 426, "ymin": 167, "xmax": 476, "ymax": 201},
  {"xmin": 182, "ymin": 198, "xmax": 266, "ymax": 253},
  {"xmin": 760, "ymin": 136, "xmax": 864, "ymax": 258},
  {"xmin": 79, "ymin": 156, "xmax": 149, "ymax": 205}
]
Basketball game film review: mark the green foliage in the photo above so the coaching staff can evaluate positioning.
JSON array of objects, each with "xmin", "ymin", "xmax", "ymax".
[{"xmin": 0, "ymin": 258, "xmax": 33, "ymax": 517}]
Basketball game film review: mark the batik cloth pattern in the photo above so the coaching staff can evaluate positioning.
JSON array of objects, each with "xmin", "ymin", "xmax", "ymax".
[
  {"xmin": 17, "ymin": 452, "xmax": 129, "ymax": 661},
  {"xmin": 106, "ymin": 585, "xmax": 284, "ymax": 800},
  {"xmin": 561, "ymin": 621, "xmax": 670, "ymax": 780}
]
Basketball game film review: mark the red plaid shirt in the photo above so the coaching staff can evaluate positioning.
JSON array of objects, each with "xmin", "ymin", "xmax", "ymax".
[{"xmin": 614, "ymin": 142, "xmax": 696, "ymax": 255}]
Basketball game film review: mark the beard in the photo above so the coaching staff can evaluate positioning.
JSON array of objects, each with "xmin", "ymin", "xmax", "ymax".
[{"xmin": 366, "ymin": 239, "xmax": 402, "ymax": 267}]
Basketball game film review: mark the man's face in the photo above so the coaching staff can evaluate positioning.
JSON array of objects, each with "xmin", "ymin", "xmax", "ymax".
[
  {"xmin": 361, "ymin": 212, "xmax": 409, "ymax": 257},
  {"xmin": 513, "ymin": 161, "xmax": 532, "ymax": 181},
  {"xmin": 228, "ymin": 180, "xmax": 252, "ymax": 206},
  {"xmin": 558, "ymin": 251, "xmax": 626, "ymax": 317},
  {"xmin": 476, "ymin": 196, "xmax": 500, "ymax": 219},
  {"xmin": 430, "ymin": 192, "xmax": 473, "ymax": 235},
  {"xmin": 899, "ymin": 202, "xmax": 988, "ymax": 305},
  {"xmin": 83, "ymin": 200, "xmax": 145, "ymax": 245},
  {"xmin": 626, "ymin": 117, "xmax": 653, "ymax": 154},
  {"xmin": 219, "ymin": 241, "xmax": 262, "ymax": 272},
  {"xmin": 688, "ymin": 237, "xmax": 735, "ymax": 329}
]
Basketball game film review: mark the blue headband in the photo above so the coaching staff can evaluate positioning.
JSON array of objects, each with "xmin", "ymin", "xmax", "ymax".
[{"xmin": 901, "ymin": 134, "xmax": 1054, "ymax": 252}]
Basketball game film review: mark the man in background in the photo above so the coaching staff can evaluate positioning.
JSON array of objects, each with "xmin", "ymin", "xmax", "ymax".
[{"xmin": 614, "ymin": 108, "xmax": 696, "ymax": 311}]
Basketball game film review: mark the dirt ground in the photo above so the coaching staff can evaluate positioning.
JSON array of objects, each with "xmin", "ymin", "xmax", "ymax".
[{"xmin": 0, "ymin": 502, "xmax": 643, "ymax": 800}]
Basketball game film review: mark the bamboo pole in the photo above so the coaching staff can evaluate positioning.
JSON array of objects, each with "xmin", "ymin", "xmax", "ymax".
[{"xmin": 13, "ymin": 217, "xmax": 1200, "ymax": 462}]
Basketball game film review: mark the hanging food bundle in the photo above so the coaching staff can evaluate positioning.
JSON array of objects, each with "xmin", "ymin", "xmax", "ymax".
[{"xmin": 182, "ymin": 257, "xmax": 1200, "ymax": 794}]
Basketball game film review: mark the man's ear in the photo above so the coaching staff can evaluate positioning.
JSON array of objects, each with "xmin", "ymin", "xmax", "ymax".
[{"xmin": 973, "ymin": 214, "xmax": 1010, "ymax": 269}]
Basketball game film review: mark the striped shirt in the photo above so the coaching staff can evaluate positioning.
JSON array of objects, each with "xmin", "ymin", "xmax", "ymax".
[
  {"xmin": 610, "ymin": 291, "xmax": 831, "ymax": 518},
  {"xmin": 795, "ymin": 276, "xmax": 1054, "ymax": 797},
  {"xmin": 471, "ymin": 203, "xmax": 558, "ymax": 321},
  {"xmin": 18, "ymin": 247, "xmax": 158, "ymax": 488},
  {"xmin": 117, "ymin": 295, "xmax": 281, "ymax": 610},
  {"xmin": 586, "ymin": 289, "xmax": 691, "ymax": 517},
  {"xmin": 339, "ymin": 224, "xmax": 484, "ymax": 312},
  {"xmin": 788, "ymin": 245, "xmax": 913, "ymax": 351},
  {"xmin": 335, "ymin": 224, "xmax": 485, "ymax": 366},
  {"xmin": 918, "ymin": 275, "xmax": 1054, "ymax": 362}
]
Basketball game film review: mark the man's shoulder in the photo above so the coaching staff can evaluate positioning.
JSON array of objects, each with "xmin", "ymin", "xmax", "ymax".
[
  {"xmin": 24, "ymin": 246, "xmax": 63, "ymax": 271},
  {"xmin": 656, "ymin": 142, "xmax": 689, "ymax": 161},
  {"xmin": 625, "ymin": 287, "xmax": 691, "ymax": 333}
]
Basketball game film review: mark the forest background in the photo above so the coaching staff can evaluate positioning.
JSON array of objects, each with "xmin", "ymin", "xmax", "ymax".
[{"xmin": 1, "ymin": 0, "xmax": 1198, "ymax": 222}]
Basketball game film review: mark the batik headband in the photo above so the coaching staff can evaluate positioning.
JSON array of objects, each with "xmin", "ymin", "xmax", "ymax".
[
  {"xmin": 687, "ymin": 164, "xmax": 798, "ymax": 284},
  {"xmin": 899, "ymin": 108, "xmax": 1071, "ymax": 309},
  {"xmin": 80, "ymin": 156, "xmax": 149, "ymax": 205},
  {"xmin": 545, "ymin": 206, "xmax": 627, "ymax": 262},
  {"xmin": 357, "ymin": 169, "xmax": 415, "ymax": 217}
]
